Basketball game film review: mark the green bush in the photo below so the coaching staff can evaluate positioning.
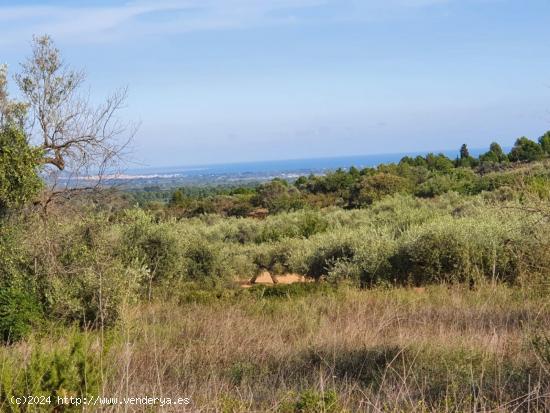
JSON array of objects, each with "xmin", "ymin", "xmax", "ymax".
[
  {"xmin": 121, "ymin": 209, "xmax": 182, "ymax": 281},
  {"xmin": 509, "ymin": 137, "xmax": 544, "ymax": 162},
  {"xmin": 47, "ymin": 263, "xmax": 145, "ymax": 327},
  {"xmin": 531, "ymin": 330, "xmax": 550, "ymax": 369},
  {"xmin": 350, "ymin": 173, "xmax": 411, "ymax": 207},
  {"xmin": 290, "ymin": 232, "xmax": 357, "ymax": 280},
  {"xmin": 416, "ymin": 174, "xmax": 454, "ymax": 197},
  {"xmin": 279, "ymin": 389, "xmax": 341, "ymax": 413},
  {"xmin": 183, "ymin": 239, "xmax": 222, "ymax": 280},
  {"xmin": 0, "ymin": 286, "xmax": 42, "ymax": 343},
  {"xmin": 0, "ymin": 331, "xmax": 102, "ymax": 412},
  {"xmin": 391, "ymin": 215, "xmax": 521, "ymax": 285},
  {"xmin": 0, "ymin": 126, "xmax": 42, "ymax": 214},
  {"xmin": 30, "ymin": 215, "xmax": 145, "ymax": 327}
]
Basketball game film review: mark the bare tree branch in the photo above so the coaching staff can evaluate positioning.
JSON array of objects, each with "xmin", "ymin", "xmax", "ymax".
[{"xmin": 14, "ymin": 35, "xmax": 136, "ymax": 210}]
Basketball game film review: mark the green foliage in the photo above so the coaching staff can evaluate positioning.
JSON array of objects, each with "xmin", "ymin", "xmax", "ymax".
[
  {"xmin": 279, "ymin": 389, "xmax": 342, "ymax": 413},
  {"xmin": 128, "ymin": 133, "xmax": 550, "ymax": 219},
  {"xmin": 254, "ymin": 179, "xmax": 304, "ymax": 213},
  {"xmin": 184, "ymin": 239, "xmax": 222, "ymax": 280},
  {"xmin": 227, "ymin": 361, "xmax": 262, "ymax": 385},
  {"xmin": 42, "ymin": 217, "xmax": 146, "ymax": 326},
  {"xmin": 480, "ymin": 142, "xmax": 508, "ymax": 164},
  {"xmin": 253, "ymin": 241, "xmax": 297, "ymax": 274},
  {"xmin": 0, "ymin": 65, "xmax": 27, "ymax": 129},
  {"xmin": 531, "ymin": 330, "xmax": 550, "ymax": 369},
  {"xmin": 391, "ymin": 214, "xmax": 520, "ymax": 284},
  {"xmin": 250, "ymin": 282, "xmax": 336, "ymax": 299},
  {"xmin": 425, "ymin": 153, "xmax": 455, "ymax": 172},
  {"xmin": 0, "ymin": 331, "xmax": 102, "ymax": 412},
  {"xmin": 538, "ymin": 131, "xmax": 550, "ymax": 154},
  {"xmin": 457, "ymin": 144, "xmax": 477, "ymax": 167},
  {"xmin": 416, "ymin": 169, "xmax": 477, "ymax": 197},
  {"xmin": 121, "ymin": 209, "xmax": 181, "ymax": 282},
  {"xmin": 0, "ymin": 127, "xmax": 42, "ymax": 214},
  {"xmin": 304, "ymin": 243, "xmax": 354, "ymax": 280},
  {"xmin": 460, "ymin": 143, "xmax": 470, "ymax": 159},
  {"xmin": 416, "ymin": 175, "xmax": 454, "ymax": 197},
  {"xmin": 169, "ymin": 189, "xmax": 185, "ymax": 205},
  {"xmin": 350, "ymin": 173, "xmax": 410, "ymax": 206},
  {"xmin": 509, "ymin": 137, "xmax": 544, "ymax": 162},
  {"xmin": 0, "ymin": 286, "xmax": 42, "ymax": 343}
]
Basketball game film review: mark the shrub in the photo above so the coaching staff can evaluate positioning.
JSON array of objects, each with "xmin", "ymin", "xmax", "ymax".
[
  {"xmin": 350, "ymin": 173, "xmax": 410, "ymax": 207},
  {"xmin": 183, "ymin": 239, "xmax": 222, "ymax": 280},
  {"xmin": 0, "ymin": 126, "xmax": 42, "ymax": 214},
  {"xmin": 254, "ymin": 179, "xmax": 305, "ymax": 213},
  {"xmin": 0, "ymin": 286, "xmax": 42, "ymax": 343},
  {"xmin": 416, "ymin": 174, "xmax": 454, "ymax": 197},
  {"xmin": 30, "ymin": 215, "xmax": 146, "ymax": 327},
  {"xmin": 121, "ymin": 209, "xmax": 182, "ymax": 281},
  {"xmin": 0, "ymin": 331, "xmax": 102, "ymax": 411},
  {"xmin": 279, "ymin": 389, "xmax": 341, "ymax": 413},
  {"xmin": 290, "ymin": 231, "xmax": 357, "ymax": 280},
  {"xmin": 254, "ymin": 210, "xmax": 329, "ymax": 243},
  {"xmin": 509, "ymin": 137, "xmax": 544, "ymax": 162},
  {"xmin": 48, "ymin": 264, "xmax": 144, "ymax": 328},
  {"xmin": 391, "ymin": 215, "xmax": 521, "ymax": 285},
  {"xmin": 531, "ymin": 330, "xmax": 550, "ymax": 369}
]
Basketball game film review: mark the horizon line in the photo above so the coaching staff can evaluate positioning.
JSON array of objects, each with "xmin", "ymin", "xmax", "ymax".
[{"xmin": 128, "ymin": 144, "xmax": 505, "ymax": 172}]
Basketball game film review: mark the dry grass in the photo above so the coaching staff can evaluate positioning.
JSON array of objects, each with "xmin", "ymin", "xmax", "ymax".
[{"xmin": 96, "ymin": 284, "xmax": 550, "ymax": 412}]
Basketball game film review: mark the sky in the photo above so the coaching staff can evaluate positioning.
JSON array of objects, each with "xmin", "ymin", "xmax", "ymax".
[{"xmin": 1, "ymin": 0, "xmax": 550, "ymax": 167}]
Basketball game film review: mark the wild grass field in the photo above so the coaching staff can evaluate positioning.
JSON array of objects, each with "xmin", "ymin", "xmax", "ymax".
[
  {"xmin": 1, "ymin": 284, "xmax": 549, "ymax": 412},
  {"xmin": 1, "ymin": 181, "xmax": 549, "ymax": 411}
]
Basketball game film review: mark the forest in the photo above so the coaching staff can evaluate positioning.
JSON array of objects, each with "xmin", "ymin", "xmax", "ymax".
[{"xmin": 0, "ymin": 37, "xmax": 549, "ymax": 412}]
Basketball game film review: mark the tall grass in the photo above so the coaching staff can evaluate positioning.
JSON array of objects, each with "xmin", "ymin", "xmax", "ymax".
[{"xmin": 2, "ymin": 285, "xmax": 547, "ymax": 412}]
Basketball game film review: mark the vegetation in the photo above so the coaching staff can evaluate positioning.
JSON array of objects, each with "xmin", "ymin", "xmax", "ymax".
[
  {"xmin": 0, "ymin": 37, "xmax": 548, "ymax": 411},
  {"xmin": 0, "ymin": 127, "xmax": 42, "ymax": 214},
  {"xmin": 123, "ymin": 136, "xmax": 550, "ymax": 219}
]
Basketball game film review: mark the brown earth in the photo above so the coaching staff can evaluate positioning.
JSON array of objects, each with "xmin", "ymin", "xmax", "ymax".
[
  {"xmin": 253, "ymin": 271, "xmax": 275, "ymax": 285},
  {"xmin": 240, "ymin": 271, "xmax": 310, "ymax": 288},
  {"xmin": 273, "ymin": 273, "xmax": 307, "ymax": 284}
]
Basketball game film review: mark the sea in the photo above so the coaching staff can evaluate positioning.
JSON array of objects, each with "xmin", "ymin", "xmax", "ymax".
[{"xmin": 113, "ymin": 148, "xmax": 489, "ymax": 188}]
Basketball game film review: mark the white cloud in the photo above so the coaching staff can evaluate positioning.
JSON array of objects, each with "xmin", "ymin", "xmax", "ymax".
[{"xmin": 0, "ymin": 0, "xmax": 456, "ymax": 45}]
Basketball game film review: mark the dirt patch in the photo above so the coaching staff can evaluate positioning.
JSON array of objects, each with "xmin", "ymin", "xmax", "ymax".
[
  {"xmin": 253, "ymin": 271, "xmax": 275, "ymax": 285},
  {"xmin": 239, "ymin": 272, "xmax": 309, "ymax": 288},
  {"xmin": 273, "ymin": 274, "xmax": 307, "ymax": 284}
]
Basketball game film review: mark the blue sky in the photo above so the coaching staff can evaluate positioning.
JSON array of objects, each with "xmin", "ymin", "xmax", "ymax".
[{"xmin": 2, "ymin": 0, "xmax": 550, "ymax": 167}]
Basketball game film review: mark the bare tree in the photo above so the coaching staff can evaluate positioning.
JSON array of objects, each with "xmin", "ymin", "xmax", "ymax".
[{"xmin": 14, "ymin": 35, "xmax": 136, "ymax": 208}]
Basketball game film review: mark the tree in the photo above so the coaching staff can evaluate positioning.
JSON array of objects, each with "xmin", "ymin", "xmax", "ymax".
[
  {"xmin": 0, "ymin": 65, "xmax": 27, "ymax": 129},
  {"xmin": 349, "ymin": 173, "xmax": 410, "ymax": 207},
  {"xmin": 425, "ymin": 153, "xmax": 454, "ymax": 172},
  {"xmin": 456, "ymin": 144, "xmax": 478, "ymax": 167},
  {"xmin": 459, "ymin": 144, "xmax": 470, "ymax": 159},
  {"xmin": 254, "ymin": 179, "xmax": 304, "ymax": 213},
  {"xmin": 539, "ymin": 131, "xmax": 550, "ymax": 154},
  {"xmin": 349, "ymin": 166, "xmax": 360, "ymax": 178},
  {"xmin": 479, "ymin": 142, "xmax": 507, "ymax": 163},
  {"xmin": 400, "ymin": 155, "xmax": 429, "ymax": 168},
  {"xmin": 0, "ymin": 126, "xmax": 42, "ymax": 214},
  {"xmin": 508, "ymin": 137, "xmax": 543, "ymax": 162},
  {"xmin": 13, "ymin": 35, "xmax": 135, "ymax": 205},
  {"xmin": 169, "ymin": 189, "xmax": 186, "ymax": 206}
]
